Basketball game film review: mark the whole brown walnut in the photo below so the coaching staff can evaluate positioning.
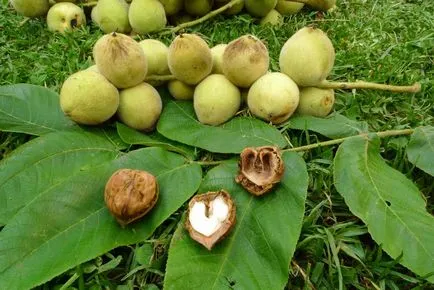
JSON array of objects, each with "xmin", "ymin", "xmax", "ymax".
[
  {"xmin": 235, "ymin": 146, "xmax": 285, "ymax": 196},
  {"xmin": 104, "ymin": 169, "xmax": 159, "ymax": 227}
]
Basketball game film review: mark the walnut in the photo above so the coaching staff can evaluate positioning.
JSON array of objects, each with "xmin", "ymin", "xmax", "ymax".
[
  {"xmin": 104, "ymin": 169, "xmax": 159, "ymax": 227},
  {"xmin": 235, "ymin": 146, "xmax": 285, "ymax": 196},
  {"xmin": 185, "ymin": 190, "xmax": 236, "ymax": 250}
]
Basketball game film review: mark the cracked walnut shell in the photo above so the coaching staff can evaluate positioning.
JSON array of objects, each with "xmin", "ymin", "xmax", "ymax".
[
  {"xmin": 235, "ymin": 146, "xmax": 285, "ymax": 196},
  {"xmin": 104, "ymin": 169, "xmax": 159, "ymax": 227},
  {"xmin": 185, "ymin": 190, "xmax": 236, "ymax": 251}
]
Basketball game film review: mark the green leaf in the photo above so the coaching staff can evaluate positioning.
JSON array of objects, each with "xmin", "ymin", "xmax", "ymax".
[
  {"xmin": 0, "ymin": 129, "xmax": 124, "ymax": 225},
  {"xmin": 407, "ymin": 126, "xmax": 434, "ymax": 176},
  {"xmin": 0, "ymin": 84, "xmax": 78, "ymax": 135},
  {"xmin": 116, "ymin": 122, "xmax": 196, "ymax": 160},
  {"xmin": 288, "ymin": 114, "xmax": 369, "ymax": 139},
  {"xmin": 164, "ymin": 152, "xmax": 308, "ymax": 289},
  {"xmin": 157, "ymin": 101, "xmax": 287, "ymax": 154},
  {"xmin": 0, "ymin": 147, "xmax": 202, "ymax": 290},
  {"xmin": 334, "ymin": 135, "xmax": 434, "ymax": 283}
]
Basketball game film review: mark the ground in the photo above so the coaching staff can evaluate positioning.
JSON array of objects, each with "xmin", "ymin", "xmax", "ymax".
[{"xmin": 0, "ymin": 0, "xmax": 433, "ymax": 289}]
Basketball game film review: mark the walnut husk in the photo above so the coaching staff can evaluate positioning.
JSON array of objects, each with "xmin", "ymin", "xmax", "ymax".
[
  {"xmin": 235, "ymin": 146, "xmax": 285, "ymax": 196},
  {"xmin": 104, "ymin": 169, "xmax": 159, "ymax": 227},
  {"xmin": 185, "ymin": 190, "xmax": 236, "ymax": 251}
]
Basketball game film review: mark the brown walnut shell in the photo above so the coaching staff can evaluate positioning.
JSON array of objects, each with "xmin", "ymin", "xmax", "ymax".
[
  {"xmin": 104, "ymin": 169, "xmax": 159, "ymax": 227},
  {"xmin": 235, "ymin": 146, "xmax": 285, "ymax": 196},
  {"xmin": 185, "ymin": 190, "xmax": 236, "ymax": 251}
]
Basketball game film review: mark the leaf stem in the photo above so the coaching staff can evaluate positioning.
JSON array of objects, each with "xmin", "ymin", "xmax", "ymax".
[
  {"xmin": 143, "ymin": 73, "xmax": 421, "ymax": 94},
  {"xmin": 318, "ymin": 80, "xmax": 421, "ymax": 93},
  {"xmin": 158, "ymin": 0, "xmax": 244, "ymax": 35},
  {"xmin": 284, "ymin": 129, "xmax": 414, "ymax": 152}
]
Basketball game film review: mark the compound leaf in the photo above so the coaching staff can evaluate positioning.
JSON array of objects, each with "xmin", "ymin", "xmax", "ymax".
[
  {"xmin": 288, "ymin": 114, "xmax": 369, "ymax": 139},
  {"xmin": 164, "ymin": 152, "xmax": 308, "ymax": 289},
  {"xmin": 0, "ymin": 129, "xmax": 124, "ymax": 225},
  {"xmin": 0, "ymin": 148, "xmax": 202, "ymax": 290},
  {"xmin": 117, "ymin": 122, "xmax": 196, "ymax": 160},
  {"xmin": 157, "ymin": 101, "xmax": 287, "ymax": 154},
  {"xmin": 334, "ymin": 135, "xmax": 434, "ymax": 283},
  {"xmin": 0, "ymin": 84, "xmax": 78, "ymax": 135}
]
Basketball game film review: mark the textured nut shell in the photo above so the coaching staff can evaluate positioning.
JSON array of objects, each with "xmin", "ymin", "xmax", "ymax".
[
  {"xmin": 222, "ymin": 35, "xmax": 269, "ymax": 88},
  {"xmin": 104, "ymin": 169, "xmax": 159, "ymax": 226},
  {"xmin": 185, "ymin": 190, "xmax": 236, "ymax": 250},
  {"xmin": 235, "ymin": 146, "xmax": 285, "ymax": 196}
]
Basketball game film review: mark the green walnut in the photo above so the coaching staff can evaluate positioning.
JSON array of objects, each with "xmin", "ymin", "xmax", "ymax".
[
  {"xmin": 194, "ymin": 74, "xmax": 241, "ymax": 126},
  {"xmin": 93, "ymin": 32, "xmax": 148, "ymax": 89},
  {"xmin": 279, "ymin": 26, "xmax": 335, "ymax": 87},
  {"xmin": 117, "ymin": 82, "xmax": 163, "ymax": 132},
  {"xmin": 247, "ymin": 72, "xmax": 299, "ymax": 124},
  {"xmin": 60, "ymin": 70, "xmax": 119, "ymax": 125}
]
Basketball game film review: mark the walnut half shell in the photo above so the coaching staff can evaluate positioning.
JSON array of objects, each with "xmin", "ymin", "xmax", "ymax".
[
  {"xmin": 235, "ymin": 146, "xmax": 285, "ymax": 196},
  {"xmin": 104, "ymin": 169, "xmax": 159, "ymax": 227},
  {"xmin": 185, "ymin": 190, "xmax": 236, "ymax": 251}
]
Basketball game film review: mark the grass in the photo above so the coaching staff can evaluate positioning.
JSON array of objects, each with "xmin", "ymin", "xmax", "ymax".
[{"xmin": 1, "ymin": 0, "xmax": 433, "ymax": 289}]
